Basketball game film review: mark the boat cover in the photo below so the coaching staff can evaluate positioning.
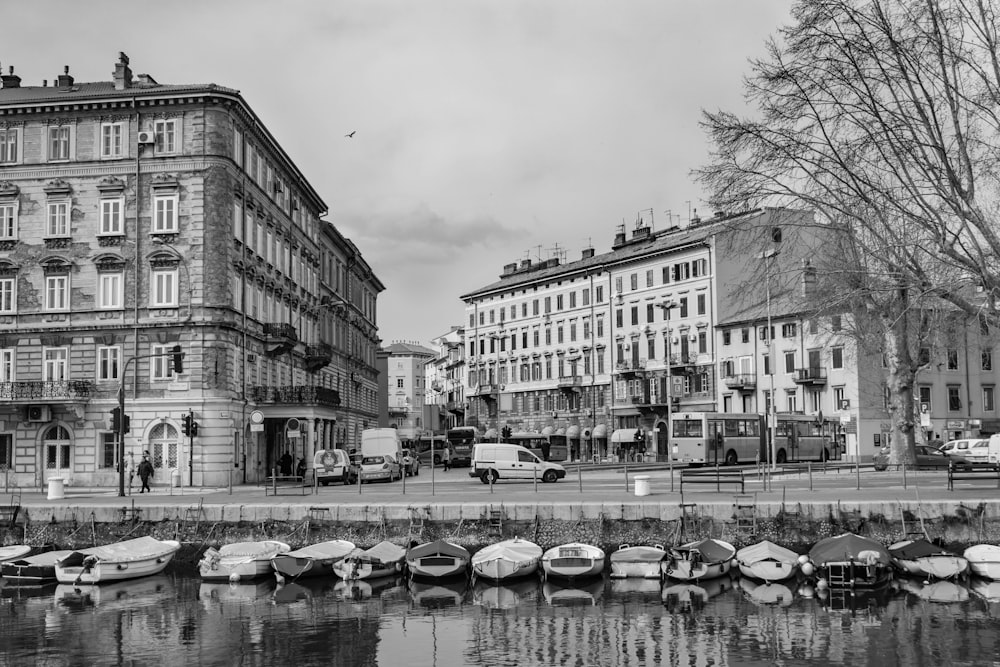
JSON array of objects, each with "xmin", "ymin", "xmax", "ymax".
[
  {"xmin": 407, "ymin": 539, "xmax": 470, "ymax": 560},
  {"xmin": 473, "ymin": 538, "xmax": 542, "ymax": 564},
  {"xmin": 346, "ymin": 541, "xmax": 406, "ymax": 565},
  {"xmin": 672, "ymin": 539, "xmax": 736, "ymax": 563},
  {"xmin": 736, "ymin": 540, "xmax": 799, "ymax": 565},
  {"xmin": 3, "ymin": 549, "xmax": 72, "ymax": 567},
  {"xmin": 888, "ymin": 539, "xmax": 958, "ymax": 560},
  {"xmin": 609, "ymin": 545, "xmax": 665, "ymax": 562},
  {"xmin": 0, "ymin": 545, "xmax": 31, "ymax": 562},
  {"xmin": 283, "ymin": 540, "xmax": 355, "ymax": 560},
  {"xmin": 963, "ymin": 544, "xmax": 1000, "ymax": 562},
  {"xmin": 60, "ymin": 536, "xmax": 179, "ymax": 564},
  {"xmin": 808, "ymin": 533, "xmax": 890, "ymax": 565},
  {"xmin": 218, "ymin": 540, "xmax": 289, "ymax": 558}
]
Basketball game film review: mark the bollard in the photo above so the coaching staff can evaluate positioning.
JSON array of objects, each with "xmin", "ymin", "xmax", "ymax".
[
  {"xmin": 855, "ymin": 458, "xmax": 861, "ymax": 490},
  {"xmin": 669, "ymin": 458, "xmax": 674, "ymax": 493},
  {"xmin": 578, "ymin": 465, "xmax": 583, "ymax": 493},
  {"xmin": 808, "ymin": 461, "xmax": 813, "ymax": 491},
  {"xmin": 624, "ymin": 463, "xmax": 629, "ymax": 493},
  {"xmin": 902, "ymin": 462, "xmax": 907, "ymax": 489}
]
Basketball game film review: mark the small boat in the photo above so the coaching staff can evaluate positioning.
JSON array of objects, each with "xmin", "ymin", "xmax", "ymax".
[
  {"xmin": 899, "ymin": 577, "xmax": 970, "ymax": 603},
  {"xmin": 55, "ymin": 536, "xmax": 181, "ymax": 584},
  {"xmin": 0, "ymin": 550, "xmax": 73, "ymax": 584},
  {"xmin": 0, "ymin": 545, "xmax": 31, "ymax": 562},
  {"xmin": 804, "ymin": 533, "xmax": 892, "ymax": 588},
  {"xmin": 609, "ymin": 544, "xmax": 666, "ymax": 579},
  {"xmin": 406, "ymin": 539, "xmax": 471, "ymax": 579},
  {"xmin": 270, "ymin": 539, "xmax": 355, "ymax": 582},
  {"xmin": 964, "ymin": 544, "xmax": 1000, "ymax": 580},
  {"xmin": 735, "ymin": 540, "xmax": 801, "ymax": 582},
  {"xmin": 332, "ymin": 541, "xmax": 407, "ymax": 581},
  {"xmin": 889, "ymin": 539, "xmax": 968, "ymax": 580},
  {"xmin": 739, "ymin": 577, "xmax": 796, "ymax": 607},
  {"xmin": 471, "ymin": 537, "xmax": 542, "ymax": 582},
  {"xmin": 541, "ymin": 542, "xmax": 605, "ymax": 580},
  {"xmin": 543, "ymin": 578, "xmax": 605, "ymax": 606},
  {"xmin": 663, "ymin": 538, "xmax": 736, "ymax": 581},
  {"xmin": 199, "ymin": 540, "xmax": 291, "ymax": 582}
]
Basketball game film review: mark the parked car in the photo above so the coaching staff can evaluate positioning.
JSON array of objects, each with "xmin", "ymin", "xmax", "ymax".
[
  {"xmin": 939, "ymin": 439, "xmax": 984, "ymax": 457},
  {"xmin": 915, "ymin": 445, "xmax": 970, "ymax": 469},
  {"xmin": 312, "ymin": 449, "xmax": 349, "ymax": 486},
  {"xmin": 401, "ymin": 448, "xmax": 420, "ymax": 476},
  {"xmin": 966, "ymin": 437, "xmax": 1000, "ymax": 464},
  {"xmin": 349, "ymin": 455, "xmax": 402, "ymax": 484}
]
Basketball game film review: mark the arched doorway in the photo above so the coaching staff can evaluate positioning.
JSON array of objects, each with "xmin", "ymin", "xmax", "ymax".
[
  {"xmin": 148, "ymin": 422, "xmax": 180, "ymax": 478},
  {"xmin": 656, "ymin": 420, "xmax": 669, "ymax": 461},
  {"xmin": 43, "ymin": 425, "xmax": 72, "ymax": 481}
]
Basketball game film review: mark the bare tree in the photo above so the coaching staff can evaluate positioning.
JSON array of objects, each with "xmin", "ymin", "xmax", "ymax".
[{"xmin": 696, "ymin": 0, "xmax": 1000, "ymax": 462}]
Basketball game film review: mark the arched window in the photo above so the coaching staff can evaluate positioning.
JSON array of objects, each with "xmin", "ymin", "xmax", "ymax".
[
  {"xmin": 149, "ymin": 422, "xmax": 179, "ymax": 470},
  {"xmin": 44, "ymin": 425, "xmax": 71, "ymax": 470}
]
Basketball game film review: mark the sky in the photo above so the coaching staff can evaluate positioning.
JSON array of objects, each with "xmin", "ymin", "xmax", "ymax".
[{"xmin": 3, "ymin": 0, "xmax": 793, "ymax": 347}]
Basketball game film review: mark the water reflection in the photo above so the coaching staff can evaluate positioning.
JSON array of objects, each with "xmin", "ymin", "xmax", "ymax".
[{"xmin": 2, "ymin": 570, "xmax": 1000, "ymax": 666}]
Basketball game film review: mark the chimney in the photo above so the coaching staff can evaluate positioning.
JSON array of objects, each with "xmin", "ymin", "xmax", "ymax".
[
  {"xmin": 113, "ymin": 52, "xmax": 133, "ymax": 90},
  {"xmin": 57, "ymin": 66, "xmax": 74, "ymax": 89},
  {"xmin": 502, "ymin": 262, "xmax": 517, "ymax": 276},
  {"xmin": 581, "ymin": 248, "xmax": 595, "ymax": 260},
  {"xmin": 520, "ymin": 259, "xmax": 532, "ymax": 270},
  {"xmin": 1, "ymin": 66, "xmax": 21, "ymax": 89}
]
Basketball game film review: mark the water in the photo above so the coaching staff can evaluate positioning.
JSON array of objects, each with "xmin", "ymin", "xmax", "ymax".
[{"xmin": 2, "ymin": 569, "xmax": 999, "ymax": 667}]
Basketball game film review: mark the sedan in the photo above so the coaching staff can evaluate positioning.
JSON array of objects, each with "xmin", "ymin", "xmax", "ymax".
[
  {"xmin": 351, "ymin": 455, "xmax": 402, "ymax": 483},
  {"xmin": 914, "ymin": 445, "xmax": 970, "ymax": 469}
]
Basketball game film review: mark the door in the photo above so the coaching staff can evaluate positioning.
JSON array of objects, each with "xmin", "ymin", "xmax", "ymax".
[{"xmin": 515, "ymin": 449, "xmax": 539, "ymax": 478}]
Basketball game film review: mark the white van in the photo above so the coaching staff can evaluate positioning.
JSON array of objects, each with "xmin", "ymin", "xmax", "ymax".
[
  {"xmin": 360, "ymin": 428, "xmax": 404, "ymax": 480},
  {"xmin": 469, "ymin": 443, "xmax": 567, "ymax": 484},
  {"xmin": 975, "ymin": 435, "xmax": 1000, "ymax": 464}
]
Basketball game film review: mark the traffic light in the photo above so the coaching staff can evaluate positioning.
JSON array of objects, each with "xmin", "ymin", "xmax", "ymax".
[
  {"xmin": 190, "ymin": 420, "xmax": 199, "ymax": 437},
  {"xmin": 171, "ymin": 345, "xmax": 184, "ymax": 374},
  {"xmin": 182, "ymin": 413, "xmax": 192, "ymax": 436},
  {"xmin": 110, "ymin": 407, "xmax": 131, "ymax": 433},
  {"xmin": 501, "ymin": 425, "xmax": 512, "ymax": 440},
  {"xmin": 635, "ymin": 429, "xmax": 643, "ymax": 442}
]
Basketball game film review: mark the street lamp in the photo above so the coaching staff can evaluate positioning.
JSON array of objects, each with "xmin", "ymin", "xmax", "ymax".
[
  {"xmin": 490, "ymin": 332, "xmax": 503, "ymax": 442},
  {"xmin": 757, "ymin": 248, "xmax": 779, "ymax": 472},
  {"xmin": 657, "ymin": 300, "xmax": 678, "ymax": 462}
]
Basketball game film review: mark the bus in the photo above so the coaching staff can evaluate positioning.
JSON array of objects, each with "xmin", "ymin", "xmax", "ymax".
[
  {"xmin": 403, "ymin": 434, "xmax": 448, "ymax": 467},
  {"xmin": 670, "ymin": 412, "xmax": 764, "ymax": 466},
  {"xmin": 446, "ymin": 427, "xmax": 480, "ymax": 467},
  {"xmin": 774, "ymin": 414, "xmax": 840, "ymax": 463},
  {"xmin": 502, "ymin": 432, "xmax": 569, "ymax": 462}
]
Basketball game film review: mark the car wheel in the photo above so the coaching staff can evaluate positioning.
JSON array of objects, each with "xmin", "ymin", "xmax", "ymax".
[
  {"xmin": 542, "ymin": 470, "xmax": 558, "ymax": 483},
  {"xmin": 433, "ymin": 455, "xmax": 441, "ymax": 465},
  {"xmin": 482, "ymin": 469, "xmax": 499, "ymax": 484}
]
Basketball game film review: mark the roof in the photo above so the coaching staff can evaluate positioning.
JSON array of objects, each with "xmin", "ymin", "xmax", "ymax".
[
  {"xmin": 382, "ymin": 342, "xmax": 436, "ymax": 357},
  {"xmin": 0, "ymin": 81, "xmax": 240, "ymax": 105}
]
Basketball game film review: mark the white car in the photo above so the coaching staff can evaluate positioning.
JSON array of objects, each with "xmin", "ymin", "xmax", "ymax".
[
  {"xmin": 940, "ymin": 439, "xmax": 983, "ymax": 457},
  {"xmin": 356, "ymin": 455, "xmax": 402, "ymax": 483},
  {"xmin": 401, "ymin": 448, "xmax": 420, "ymax": 476},
  {"xmin": 312, "ymin": 449, "xmax": 349, "ymax": 486}
]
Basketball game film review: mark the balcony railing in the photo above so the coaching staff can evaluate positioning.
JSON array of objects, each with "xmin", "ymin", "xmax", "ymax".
[
  {"xmin": 723, "ymin": 374, "xmax": 757, "ymax": 390},
  {"xmin": 248, "ymin": 385, "xmax": 340, "ymax": 407},
  {"xmin": 557, "ymin": 375, "xmax": 582, "ymax": 389},
  {"xmin": 304, "ymin": 343, "xmax": 333, "ymax": 371},
  {"xmin": 0, "ymin": 380, "xmax": 94, "ymax": 400},
  {"xmin": 793, "ymin": 367, "xmax": 828, "ymax": 386},
  {"xmin": 263, "ymin": 322, "xmax": 298, "ymax": 357}
]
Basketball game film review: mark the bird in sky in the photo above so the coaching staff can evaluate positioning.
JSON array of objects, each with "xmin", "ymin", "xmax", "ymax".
[{"xmin": 345, "ymin": 131, "xmax": 356, "ymax": 138}]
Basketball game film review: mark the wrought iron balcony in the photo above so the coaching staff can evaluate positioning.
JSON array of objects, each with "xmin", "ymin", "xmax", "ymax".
[
  {"xmin": 304, "ymin": 343, "xmax": 333, "ymax": 371},
  {"xmin": 793, "ymin": 367, "xmax": 828, "ymax": 386},
  {"xmin": 557, "ymin": 375, "xmax": 582, "ymax": 391},
  {"xmin": 615, "ymin": 358, "xmax": 647, "ymax": 377},
  {"xmin": 446, "ymin": 400, "xmax": 466, "ymax": 413},
  {"xmin": 248, "ymin": 385, "xmax": 340, "ymax": 407},
  {"xmin": 263, "ymin": 322, "xmax": 298, "ymax": 357},
  {"xmin": 723, "ymin": 374, "xmax": 757, "ymax": 391},
  {"xmin": 0, "ymin": 380, "xmax": 94, "ymax": 401}
]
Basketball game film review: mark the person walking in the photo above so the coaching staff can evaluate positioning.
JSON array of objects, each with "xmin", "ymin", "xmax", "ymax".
[
  {"xmin": 137, "ymin": 453, "xmax": 154, "ymax": 493},
  {"xmin": 442, "ymin": 445, "xmax": 452, "ymax": 471},
  {"xmin": 126, "ymin": 452, "xmax": 136, "ymax": 493}
]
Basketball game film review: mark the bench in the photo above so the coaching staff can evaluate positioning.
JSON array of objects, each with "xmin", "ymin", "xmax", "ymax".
[
  {"xmin": 680, "ymin": 468, "xmax": 745, "ymax": 493},
  {"xmin": 264, "ymin": 473, "xmax": 311, "ymax": 496},
  {"xmin": 947, "ymin": 462, "xmax": 1000, "ymax": 491}
]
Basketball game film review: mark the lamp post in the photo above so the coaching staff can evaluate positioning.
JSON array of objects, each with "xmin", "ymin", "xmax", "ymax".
[
  {"xmin": 657, "ymin": 300, "xmax": 678, "ymax": 462},
  {"xmin": 758, "ymin": 249, "xmax": 779, "ymax": 472},
  {"xmin": 490, "ymin": 332, "xmax": 503, "ymax": 442}
]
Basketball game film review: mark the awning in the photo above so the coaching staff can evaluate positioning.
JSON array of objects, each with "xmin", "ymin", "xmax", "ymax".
[
  {"xmin": 555, "ymin": 427, "xmax": 566, "ymax": 436},
  {"xmin": 566, "ymin": 425, "xmax": 580, "ymax": 438},
  {"xmin": 592, "ymin": 424, "xmax": 608, "ymax": 439},
  {"xmin": 541, "ymin": 426, "xmax": 555, "ymax": 435},
  {"xmin": 611, "ymin": 429, "xmax": 640, "ymax": 443}
]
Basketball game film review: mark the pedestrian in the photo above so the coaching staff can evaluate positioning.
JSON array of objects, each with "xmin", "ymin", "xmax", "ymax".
[
  {"xmin": 126, "ymin": 451, "xmax": 136, "ymax": 492},
  {"xmin": 137, "ymin": 453, "xmax": 154, "ymax": 493},
  {"xmin": 279, "ymin": 451, "xmax": 293, "ymax": 476},
  {"xmin": 442, "ymin": 445, "xmax": 452, "ymax": 471}
]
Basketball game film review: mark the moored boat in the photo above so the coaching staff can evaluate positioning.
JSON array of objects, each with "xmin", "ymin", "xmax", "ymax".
[
  {"xmin": 663, "ymin": 538, "xmax": 735, "ymax": 581},
  {"xmin": 735, "ymin": 540, "xmax": 800, "ymax": 582},
  {"xmin": 199, "ymin": 540, "xmax": 291, "ymax": 582},
  {"xmin": 55, "ymin": 574, "xmax": 174, "ymax": 609},
  {"xmin": 471, "ymin": 537, "xmax": 542, "ymax": 582},
  {"xmin": 0, "ymin": 545, "xmax": 31, "ymax": 563},
  {"xmin": 270, "ymin": 539, "xmax": 355, "ymax": 582},
  {"xmin": 332, "ymin": 541, "xmax": 407, "ymax": 581},
  {"xmin": 608, "ymin": 544, "xmax": 665, "ymax": 579},
  {"xmin": 804, "ymin": 533, "xmax": 892, "ymax": 588},
  {"xmin": 541, "ymin": 542, "xmax": 605, "ymax": 580},
  {"xmin": 0, "ymin": 549, "xmax": 72, "ymax": 584},
  {"xmin": 888, "ymin": 539, "xmax": 968, "ymax": 580},
  {"xmin": 56, "ymin": 536, "xmax": 181, "ymax": 584},
  {"xmin": 964, "ymin": 544, "xmax": 1000, "ymax": 580},
  {"xmin": 406, "ymin": 539, "xmax": 471, "ymax": 579}
]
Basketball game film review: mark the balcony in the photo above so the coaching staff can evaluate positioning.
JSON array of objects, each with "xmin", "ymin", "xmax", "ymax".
[
  {"xmin": 248, "ymin": 385, "xmax": 340, "ymax": 407},
  {"xmin": 446, "ymin": 400, "xmax": 466, "ymax": 414},
  {"xmin": 723, "ymin": 374, "xmax": 757, "ymax": 391},
  {"xmin": 615, "ymin": 358, "xmax": 647, "ymax": 378},
  {"xmin": 303, "ymin": 343, "xmax": 333, "ymax": 371},
  {"xmin": 557, "ymin": 375, "xmax": 582, "ymax": 392},
  {"xmin": 263, "ymin": 322, "xmax": 298, "ymax": 357},
  {"xmin": 793, "ymin": 367, "xmax": 828, "ymax": 387},
  {"xmin": 0, "ymin": 380, "xmax": 94, "ymax": 402}
]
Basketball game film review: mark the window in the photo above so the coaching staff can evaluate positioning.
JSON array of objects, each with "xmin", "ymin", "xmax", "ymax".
[
  {"xmin": 154, "ymin": 119, "xmax": 178, "ymax": 153},
  {"xmin": 596, "ymin": 286, "xmax": 604, "ymax": 303},
  {"xmin": 741, "ymin": 328, "xmax": 749, "ymax": 344},
  {"xmin": 948, "ymin": 386, "xmax": 961, "ymax": 411},
  {"xmin": 679, "ymin": 297, "xmax": 688, "ymax": 318},
  {"xmin": 0, "ymin": 434, "xmax": 11, "ymax": 471},
  {"xmin": 616, "ymin": 309, "xmax": 623, "ymax": 328},
  {"xmin": 0, "ymin": 202, "xmax": 16, "ymax": 239},
  {"xmin": 556, "ymin": 294, "xmax": 563, "ymax": 311},
  {"xmin": 544, "ymin": 297, "xmax": 551, "ymax": 314},
  {"xmin": 763, "ymin": 354, "xmax": 771, "ymax": 375},
  {"xmin": 784, "ymin": 351, "xmax": 795, "ymax": 373},
  {"xmin": 785, "ymin": 391, "xmax": 798, "ymax": 413},
  {"xmin": 151, "ymin": 267, "xmax": 178, "ymax": 307},
  {"xmin": 48, "ymin": 126, "xmax": 70, "ymax": 160},
  {"xmin": 983, "ymin": 350, "xmax": 993, "ymax": 371},
  {"xmin": 630, "ymin": 274, "xmax": 638, "ymax": 290},
  {"xmin": 0, "ymin": 278, "xmax": 14, "ymax": 313},
  {"xmin": 834, "ymin": 386, "xmax": 845, "ymax": 410},
  {"xmin": 97, "ymin": 346, "xmax": 121, "ymax": 381},
  {"xmin": 0, "ymin": 348, "xmax": 14, "ymax": 382},
  {"xmin": 532, "ymin": 299, "xmax": 539, "ymax": 316},
  {"xmin": 697, "ymin": 294, "xmax": 706, "ymax": 315},
  {"xmin": 45, "ymin": 275, "xmax": 69, "ymax": 311},
  {"xmin": 918, "ymin": 386, "xmax": 931, "ymax": 412},
  {"xmin": 98, "ymin": 272, "xmax": 123, "ymax": 310},
  {"xmin": 831, "ymin": 314, "xmax": 842, "ymax": 331},
  {"xmin": 831, "ymin": 347, "xmax": 843, "ymax": 369},
  {"xmin": 151, "ymin": 344, "xmax": 180, "ymax": 380},
  {"xmin": 646, "ymin": 304, "xmax": 654, "ymax": 323},
  {"xmin": 100, "ymin": 197, "xmax": 124, "ymax": 235},
  {"xmin": 0, "ymin": 128, "xmax": 18, "ymax": 163},
  {"xmin": 582, "ymin": 289, "xmax": 589, "ymax": 306},
  {"xmin": 44, "ymin": 425, "xmax": 72, "ymax": 471},
  {"xmin": 47, "ymin": 202, "xmax": 69, "ymax": 237},
  {"xmin": 396, "ymin": 378, "xmax": 404, "ymax": 388},
  {"xmin": 615, "ymin": 277, "xmax": 623, "ymax": 294},
  {"xmin": 947, "ymin": 349, "xmax": 959, "ymax": 371},
  {"xmin": 100, "ymin": 432, "xmax": 116, "ymax": 469},
  {"xmin": 698, "ymin": 331, "xmax": 707, "ymax": 354},
  {"xmin": 984, "ymin": 387, "xmax": 995, "ymax": 412},
  {"xmin": 101, "ymin": 122, "xmax": 124, "ymax": 158},
  {"xmin": 722, "ymin": 331, "xmax": 731, "ymax": 346},
  {"xmin": 596, "ymin": 318, "xmax": 604, "ymax": 337},
  {"xmin": 43, "ymin": 348, "xmax": 68, "ymax": 382},
  {"xmin": 781, "ymin": 323, "xmax": 797, "ymax": 338},
  {"xmin": 630, "ymin": 306, "xmax": 638, "ymax": 326},
  {"xmin": 153, "ymin": 193, "xmax": 178, "ymax": 233},
  {"xmin": 569, "ymin": 292, "xmax": 576, "ymax": 308}
]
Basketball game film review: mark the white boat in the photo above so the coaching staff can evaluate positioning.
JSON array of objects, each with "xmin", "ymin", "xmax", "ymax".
[
  {"xmin": 406, "ymin": 539, "xmax": 471, "ymax": 579},
  {"xmin": 735, "ymin": 540, "xmax": 801, "ymax": 582},
  {"xmin": 332, "ymin": 541, "xmax": 407, "ymax": 581},
  {"xmin": 199, "ymin": 540, "xmax": 291, "ymax": 582},
  {"xmin": 55, "ymin": 536, "xmax": 181, "ymax": 584},
  {"xmin": 663, "ymin": 538, "xmax": 736, "ymax": 581},
  {"xmin": 609, "ymin": 544, "xmax": 665, "ymax": 579},
  {"xmin": 471, "ymin": 537, "xmax": 542, "ymax": 582},
  {"xmin": 0, "ymin": 549, "xmax": 73, "ymax": 583},
  {"xmin": 0, "ymin": 545, "xmax": 31, "ymax": 562},
  {"xmin": 964, "ymin": 544, "xmax": 1000, "ymax": 580},
  {"xmin": 889, "ymin": 539, "xmax": 968, "ymax": 580},
  {"xmin": 55, "ymin": 574, "xmax": 175, "ymax": 609},
  {"xmin": 270, "ymin": 539, "xmax": 355, "ymax": 582},
  {"xmin": 543, "ymin": 578, "xmax": 605, "ymax": 606},
  {"xmin": 541, "ymin": 542, "xmax": 605, "ymax": 580}
]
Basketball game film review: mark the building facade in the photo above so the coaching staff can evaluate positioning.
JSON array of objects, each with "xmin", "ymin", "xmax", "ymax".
[
  {"xmin": 425, "ymin": 325, "xmax": 466, "ymax": 433},
  {"xmin": 379, "ymin": 341, "xmax": 435, "ymax": 440},
  {"xmin": 0, "ymin": 55, "xmax": 382, "ymax": 489}
]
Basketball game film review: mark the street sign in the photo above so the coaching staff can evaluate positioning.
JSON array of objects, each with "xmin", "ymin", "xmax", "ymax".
[{"xmin": 249, "ymin": 410, "xmax": 264, "ymax": 425}]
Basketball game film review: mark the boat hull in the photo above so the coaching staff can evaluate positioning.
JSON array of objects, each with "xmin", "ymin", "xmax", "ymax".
[
  {"xmin": 889, "ymin": 540, "xmax": 968, "ymax": 580},
  {"xmin": 0, "ymin": 550, "xmax": 72, "ymax": 583},
  {"xmin": 735, "ymin": 540, "xmax": 801, "ymax": 582},
  {"xmin": 56, "ymin": 539, "xmax": 180, "ymax": 584},
  {"xmin": 664, "ymin": 539, "xmax": 736, "ymax": 582},
  {"xmin": 199, "ymin": 541, "xmax": 291, "ymax": 581},
  {"xmin": 609, "ymin": 545, "xmax": 665, "ymax": 579},
  {"xmin": 471, "ymin": 538, "xmax": 542, "ymax": 583},
  {"xmin": 332, "ymin": 541, "xmax": 407, "ymax": 581},
  {"xmin": 270, "ymin": 540, "xmax": 355, "ymax": 580},
  {"xmin": 406, "ymin": 540, "xmax": 471, "ymax": 579},
  {"xmin": 541, "ymin": 543, "xmax": 605, "ymax": 580},
  {"xmin": 964, "ymin": 545, "xmax": 1000, "ymax": 581},
  {"xmin": 738, "ymin": 561, "xmax": 796, "ymax": 582},
  {"xmin": 0, "ymin": 545, "xmax": 31, "ymax": 563}
]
